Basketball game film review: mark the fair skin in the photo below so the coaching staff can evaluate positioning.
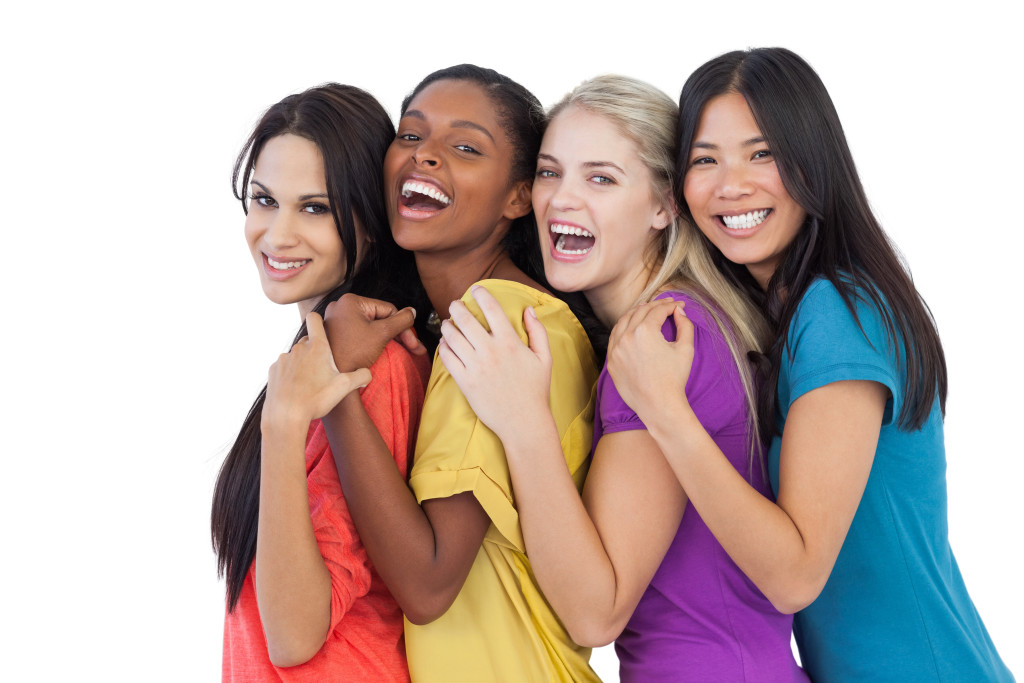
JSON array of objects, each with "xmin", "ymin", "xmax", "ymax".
[
  {"xmin": 681, "ymin": 93, "xmax": 807, "ymax": 290},
  {"xmin": 320, "ymin": 79, "xmax": 541, "ymax": 625},
  {"xmin": 245, "ymin": 133, "xmax": 366, "ymax": 318},
  {"xmin": 605, "ymin": 92, "xmax": 889, "ymax": 613},
  {"xmin": 244, "ymin": 133, "xmax": 373, "ymax": 665},
  {"xmin": 437, "ymin": 106, "xmax": 685, "ymax": 646}
]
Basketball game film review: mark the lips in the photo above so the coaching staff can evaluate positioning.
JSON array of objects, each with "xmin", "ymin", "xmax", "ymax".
[
  {"xmin": 719, "ymin": 209, "xmax": 771, "ymax": 230},
  {"xmin": 548, "ymin": 221, "xmax": 595, "ymax": 262},
  {"xmin": 262, "ymin": 252, "xmax": 310, "ymax": 281},
  {"xmin": 397, "ymin": 177, "xmax": 452, "ymax": 219}
]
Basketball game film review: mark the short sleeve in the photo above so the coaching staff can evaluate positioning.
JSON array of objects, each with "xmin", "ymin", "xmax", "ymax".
[
  {"xmin": 409, "ymin": 280, "xmax": 598, "ymax": 553},
  {"xmin": 782, "ymin": 280, "xmax": 900, "ymax": 424},
  {"xmin": 305, "ymin": 340, "xmax": 426, "ymax": 632},
  {"xmin": 597, "ymin": 291, "xmax": 747, "ymax": 439}
]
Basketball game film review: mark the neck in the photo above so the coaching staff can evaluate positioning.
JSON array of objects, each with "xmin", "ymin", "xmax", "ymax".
[
  {"xmin": 584, "ymin": 261, "xmax": 652, "ymax": 329},
  {"xmin": 416, "ymin": 248, "xmax": 525, "ymax": 320},
  {"xmin": 296, "ymin": 297, "xmax": 319, "ymax": 321}
]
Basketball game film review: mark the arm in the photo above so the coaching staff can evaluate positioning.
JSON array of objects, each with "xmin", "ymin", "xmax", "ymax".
[
  {"xmin": 439, "ymin": 286, "xmax": 686, "ymax": 646},
  {"xmin": 256, "ymin": 313, "xmax": 372, "ymax": 666},
  {"xmin": 321, "ymin": 297, "xmax": 489, "ymax": 625},
  {"xmin": 608, "ymin": 300, "xmax": 887, "ymax": 613}
]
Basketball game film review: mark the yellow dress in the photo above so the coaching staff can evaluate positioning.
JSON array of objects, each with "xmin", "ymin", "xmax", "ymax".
[{"xmin": 405, "ymin": 279, "xmax": 601, "ymax": 683}]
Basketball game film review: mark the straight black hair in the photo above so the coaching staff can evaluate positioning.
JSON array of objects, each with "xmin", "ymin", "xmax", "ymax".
[
  {"xmin": 676, "ymin": 48, "xmax": 947, "ymax": 442},
  {"xmin": 211, "ymin": 83, "xmax": 424, "ymax": 611}
]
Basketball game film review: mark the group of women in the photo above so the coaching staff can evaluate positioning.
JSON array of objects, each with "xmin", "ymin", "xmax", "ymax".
[{"xmin": 210, "ymin": 49, "xmax": 1014, "ymax": 682}]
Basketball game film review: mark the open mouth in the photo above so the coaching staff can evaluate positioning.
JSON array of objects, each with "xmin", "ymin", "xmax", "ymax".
[
  {"xmin": 267, "ymin": 256, "xmax": 310, "ymax": 270},
  {"xmin": 550, "ymin": 222, "xmax": 595, "ymax": 257},
  {"xmin": 719, "ymin": 209, "xmax": 771, "ymax": 230},
  {"xmin": 399, "ymin": 180, "xmax": 451, "ymax": 215},
  {"xmin": 262, "ymin": 253, "xmax": 310, "ymax": 280}
]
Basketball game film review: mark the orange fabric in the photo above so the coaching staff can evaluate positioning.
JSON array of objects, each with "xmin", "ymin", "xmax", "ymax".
[{"xmin": 223, "ymin": 341, "xmax": 425, "ymax": 682}]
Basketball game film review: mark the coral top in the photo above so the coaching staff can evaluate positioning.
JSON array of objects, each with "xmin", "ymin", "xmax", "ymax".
[{"xmin": 222, "ymin": 341, "xmax": 426, "ymax": 682}]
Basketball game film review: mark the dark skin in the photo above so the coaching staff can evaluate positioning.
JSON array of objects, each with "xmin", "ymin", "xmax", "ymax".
[{"xmin": 321, "ymin": 79, "xmax": 545, "ymax": 624}]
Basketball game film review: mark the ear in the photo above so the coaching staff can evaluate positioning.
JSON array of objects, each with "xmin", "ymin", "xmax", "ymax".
[
  {"xmin": 651, "ymin": 187, "xmax": 677, "ymax": 231},
  {"xmin": 502, "ymin": 180, "xmax": 533, "ymax": 221}
]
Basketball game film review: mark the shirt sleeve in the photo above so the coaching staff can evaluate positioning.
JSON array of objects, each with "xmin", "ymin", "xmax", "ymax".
[
  {"xmin": 305, "ymin": 340, "xmax": 426, "ymax": 633},
  {"xmin": 598, "ymin": 291, "xmax": 747, "ymax": 438},
  {"xmin": 409, "ymin": 281, "xmax": 598, "ymax": 554},
  {"xmin": 783, "ymin": 280, "xmax": 900, "ymax": 424}
]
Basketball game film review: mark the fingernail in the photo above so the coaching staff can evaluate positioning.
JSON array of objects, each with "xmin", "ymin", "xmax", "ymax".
[
  {"xmin": 409, "ymin": 308, "xmax": 416, "ymax": 319},
  {"xmin": 471, "ymin": 285, "xmax": 481, "ymax": 294},
  {"xmin": 527, "ymin": 306, "xmax": 537, "ymax": 319}
]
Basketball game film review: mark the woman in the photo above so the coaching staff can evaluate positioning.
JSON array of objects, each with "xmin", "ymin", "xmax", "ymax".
[
  {"xmin": 211, "ymin": 84, "xmax": 427, "ymax": 681},
  {"xmin": 439, "ymin": 76, "xmax": 806, "ymax": 681},
  {"xmin": 607, "ymin": 49, "xmax": 1014, "ymax": 681},
  {"xmin": 319, "ymin": 65, "xmax": 601, "ymax": 682}
]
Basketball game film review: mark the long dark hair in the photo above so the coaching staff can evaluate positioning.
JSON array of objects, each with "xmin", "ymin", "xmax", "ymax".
[
  {"xmin": 402, "ymin": 64, "xmax": 606, "ymax": 355},
  {"xmin": 676, "ymin": 48, "xmax": 947, "ymax": 442},
  {"xmin": 211, "ymin": 83, "xmax": 423, "ymax": 611}
]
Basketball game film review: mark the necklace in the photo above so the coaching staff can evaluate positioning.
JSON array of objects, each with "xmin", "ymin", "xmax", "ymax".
[{"xmin": 426, "ymin": 310, "xmax": 442, "ymax": 335}]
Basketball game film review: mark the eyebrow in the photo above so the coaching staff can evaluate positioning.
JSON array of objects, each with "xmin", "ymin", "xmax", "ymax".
[
  {"xmin": 251, "ymin": 179, "xmax": 328, "ymax": 202},
  {"xmin": 583, "ymin": 160, "xmax": 625, "ymax": 174},
  {"xmin": 692, "ymin": 135, "xmax": 766, "ymax": 150},
  {"xmin": 403, "ymin": 109, "xmax": 496, "ymax": 143},
  {"xmin": 536, "ymin": 154, "xmax": 625, "ymax": 174}
]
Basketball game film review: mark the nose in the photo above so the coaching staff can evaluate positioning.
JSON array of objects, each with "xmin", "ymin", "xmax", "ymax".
[
  {"xmin": 717, "ymin": 162, "xmax": 754, "ymax": 200},
  {"xmin": 547, "ymin": 176, "xmax": 581, "ymax": 212},
  {"xmin": 262, "ymin": 210, "xmax": 300, "ymax": 250},
  {"xmin": 412, "ymin": 138, "xmax": 441, "ymax": 168}
]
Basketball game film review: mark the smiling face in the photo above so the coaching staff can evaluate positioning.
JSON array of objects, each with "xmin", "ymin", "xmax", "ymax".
[
  {"xmin": 383, "ymin": 79, "xmax": 529, "ymax": 260},
  {"xmin": 682, "ymin": 92, "xmax": 807, "ymax": 290},
  {"xmin": 244, "ymin": 133, "xmax": 361, "ymax": 315},
  {"xmin": 532, "ymin": 106, "xmax": 671, "ymax": 324}
]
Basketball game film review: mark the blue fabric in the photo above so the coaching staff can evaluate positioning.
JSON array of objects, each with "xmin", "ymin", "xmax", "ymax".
[{"xmin": 768, "ymin": 279, "xmax": 1013, "ymax": 682}]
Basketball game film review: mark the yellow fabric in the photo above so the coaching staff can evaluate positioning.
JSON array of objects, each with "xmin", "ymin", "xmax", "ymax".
[{"xmin": 406, "ymin": 280, "xmax": 601, "ymax": 683}]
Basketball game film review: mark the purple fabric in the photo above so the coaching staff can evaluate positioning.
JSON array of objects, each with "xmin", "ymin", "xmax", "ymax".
[{"xmin": 596, "ymin": 292, "xmax": 806, "ymax": 682}]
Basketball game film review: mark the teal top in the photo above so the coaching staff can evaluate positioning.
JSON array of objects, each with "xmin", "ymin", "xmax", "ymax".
[{"xmin": 768, "ymin": 279, "xmax": 1013, "ymax": 682}]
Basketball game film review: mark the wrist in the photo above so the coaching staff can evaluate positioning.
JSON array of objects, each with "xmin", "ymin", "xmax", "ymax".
[
  {"xmin": 261, "ymin": 408, "xmax": 311, "ymax": 441},
  {"xmin": 496, "ymin": 408, "xmax": 558, "ymax": 457}
]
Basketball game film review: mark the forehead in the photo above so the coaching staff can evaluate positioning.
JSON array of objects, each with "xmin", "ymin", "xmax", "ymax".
[
  {"xmin": 254, "ymin": 134, "xmax": 326, "ymax": 187},
  {"xmin": 404, "ymin": 79, "xmax": 503, "ymax": 132},
  {"xmin": 543, "ymin": 106, "xmax": 644, "ymax": 166},
  {"xmin": 695, "ymin": 92, "xmax": 760, "ymax": 138}
]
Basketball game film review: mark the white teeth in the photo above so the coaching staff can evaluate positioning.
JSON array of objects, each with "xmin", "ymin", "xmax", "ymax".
[
  {"xmin": 554, "ymin": 234, "xmax": 592, "ymax": 256},
  {"xmin": 401, "ymin": 181, "xmax": 451, "ymax": 205},
  {"xmin": 549, "ymin": 223, "xmax": 594, "ymax": 238},
  {"xmin": 268, "ymin": 257, "xmax": 309, "ymax": 270},
  {"xmin": 721, "ymin": 209, "xmax": 770, "ymax": 230}
]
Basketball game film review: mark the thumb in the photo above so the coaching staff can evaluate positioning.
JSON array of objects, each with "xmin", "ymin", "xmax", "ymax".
[
  {"xmin": 358, "ymin": 297, "xmax": 400, "ymax": 322},
  {"xmin": 671, "ymin": 304, "xmax": 693, "ymax": 349},
  {"xmin": 524, "ymin": 306, "xmax": 551, "ymax": 364},
  {"xmin": 334, "ymin": 367, "xmax": 372, "ymax": 397},
  {"xmin": 375, "ymin": 306, "xmax": 417, "ymax": 339}
]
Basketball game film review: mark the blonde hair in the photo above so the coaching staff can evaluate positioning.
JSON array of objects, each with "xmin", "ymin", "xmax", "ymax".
[{"xmin": 549, "ymin": 75, "xmax": 770, "ymax": 471}]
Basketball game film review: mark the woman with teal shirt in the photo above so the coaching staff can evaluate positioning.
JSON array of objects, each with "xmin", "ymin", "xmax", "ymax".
[{"xmin": 606, "ymin": 48, "xmax": 1014, "ymax": 681}]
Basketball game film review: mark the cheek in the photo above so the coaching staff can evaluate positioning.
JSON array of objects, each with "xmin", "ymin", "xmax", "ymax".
[
  {"xmin": 383, "ymin": 146, "xmax": 403, "ymax": 185},
  {"xmin": 531, "ymin": 185, "xmax": 552, "ymax": 216},
  {"xmin": 681, "ymin": 175, "xmax": 704, "ymax": 209},
  {"xmin": 243, "ymin": 215, "xmax": 261, "ymax": 251}
]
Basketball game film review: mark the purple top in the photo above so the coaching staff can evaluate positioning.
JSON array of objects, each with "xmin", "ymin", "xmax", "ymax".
[{"xmin": 597, "ymin": 291, "xmax": 806, "ymax": 683}]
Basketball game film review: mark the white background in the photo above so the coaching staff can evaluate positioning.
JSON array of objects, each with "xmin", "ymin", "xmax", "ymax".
[{"xmin": 2, "ymin": 1, "xmax": 1020, "ymax": 680}]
